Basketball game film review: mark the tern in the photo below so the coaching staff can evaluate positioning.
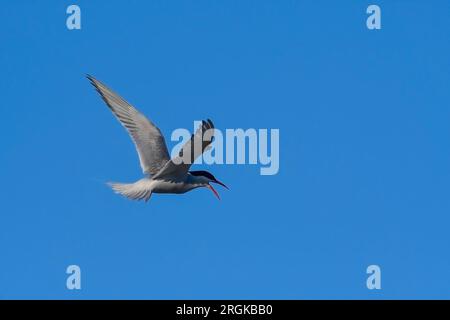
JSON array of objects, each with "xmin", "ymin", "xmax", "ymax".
[{"xmin": 87, "ymin": 75, "xmax": 228, "ymax": 202}]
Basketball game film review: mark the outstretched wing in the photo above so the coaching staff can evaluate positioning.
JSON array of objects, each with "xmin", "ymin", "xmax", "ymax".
[
  {"xmin": 87, "ymin": 75, "xmax": 170, "ymax": 175},
  {"xmin": 152, "ymin": 119, "xmax": 215, "ymax": 179}
]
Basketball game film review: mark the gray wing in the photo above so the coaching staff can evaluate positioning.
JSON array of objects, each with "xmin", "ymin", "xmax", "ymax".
[
  {"xmin": 87, "ymin": 75, "xmax": 170, "ymax": 175},
  {"xmin": 152, "ymin": 119, "xmax": 215, "ymax": 179}
]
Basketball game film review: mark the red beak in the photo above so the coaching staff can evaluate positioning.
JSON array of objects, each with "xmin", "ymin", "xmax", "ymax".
[
  {"xmin": 207, "ymin": 180, "xmax": 229, "ymax": 200},
  {"xmin": 207, "ymin": 184, "xmax": 221, "ymax": 200}
]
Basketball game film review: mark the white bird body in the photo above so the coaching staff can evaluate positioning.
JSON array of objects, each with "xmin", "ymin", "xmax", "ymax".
[
  {"xmin": 109, "ymin": 174, "xmax": 211, "ymax": 201},
  {"xmin": 87, "ymin": 75, "xmax": 227, "ymax": 202}
]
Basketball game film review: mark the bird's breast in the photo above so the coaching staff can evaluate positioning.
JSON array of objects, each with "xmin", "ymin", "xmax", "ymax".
[{"xmin": 151, "ymin": 179, "xmax": 200, "ymax": 194}]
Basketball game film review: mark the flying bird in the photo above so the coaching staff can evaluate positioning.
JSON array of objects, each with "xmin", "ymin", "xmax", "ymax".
[{"xmin": 87, "ymin": 75, "xmax": 228, "ymax": 202}]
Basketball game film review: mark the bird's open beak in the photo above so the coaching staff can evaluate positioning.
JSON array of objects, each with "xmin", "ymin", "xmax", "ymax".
[
  {"xmin": 207, "ymin": 180, "xmax": 229, "ymax": 200},
  {"xmin": 213, "ymin": 180, "xmax": 229, "ymax": 190},
  {"xmin": 207, "ymin": 184, "xmax": 221, "ymax": 200}
]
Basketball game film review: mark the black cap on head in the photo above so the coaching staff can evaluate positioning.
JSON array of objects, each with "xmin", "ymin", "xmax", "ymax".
[{"xmin": 189, "ymin": 170, "xmax": 216, "ymax": 181}]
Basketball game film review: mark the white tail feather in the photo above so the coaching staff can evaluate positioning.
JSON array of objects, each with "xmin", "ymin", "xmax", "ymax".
[{"xmin": 108, "ymin": 179, "xmax": 153, "ymax": 202}]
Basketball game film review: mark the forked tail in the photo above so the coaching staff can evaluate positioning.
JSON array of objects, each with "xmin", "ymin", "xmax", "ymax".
[{"xmin": 107, "ymin": 179, "xmax": 153, "ymax": 202}]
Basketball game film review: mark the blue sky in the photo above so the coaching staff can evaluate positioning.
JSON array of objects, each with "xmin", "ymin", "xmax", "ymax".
[{"xmin": 1, "ymin": 1, "xmax": 450, "ymax": 299}]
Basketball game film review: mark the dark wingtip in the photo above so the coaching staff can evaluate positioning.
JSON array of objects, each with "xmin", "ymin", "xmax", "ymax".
[{"xmin": 86, "ymin": 74, "xmax": 98, "ymax": 87}]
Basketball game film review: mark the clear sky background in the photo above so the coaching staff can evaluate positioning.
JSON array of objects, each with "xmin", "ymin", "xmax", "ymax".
[{"xmin": 1, "ymin": 1, "xmax": 450, "ymax": 299}]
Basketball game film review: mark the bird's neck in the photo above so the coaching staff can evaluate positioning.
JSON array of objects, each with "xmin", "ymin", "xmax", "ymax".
[{"xmin": 187, "ymin": 174, "xmax": 209, "ymax": 186}]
